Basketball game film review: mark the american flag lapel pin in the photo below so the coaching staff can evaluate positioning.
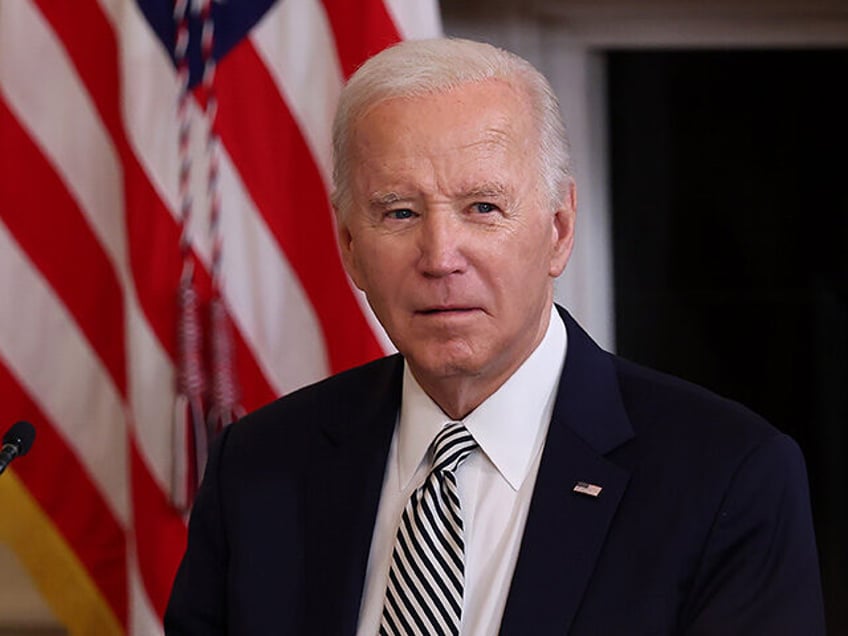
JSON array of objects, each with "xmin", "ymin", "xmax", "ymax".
[{"xmin": 573, "ymin": 481, "xmax": 603, "ymax": 497}]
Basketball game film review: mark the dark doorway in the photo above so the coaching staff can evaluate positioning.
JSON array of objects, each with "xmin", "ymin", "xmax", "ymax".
[{"xmin": 608, "ymin": 49, "xmax": 848, "ymax": 632}]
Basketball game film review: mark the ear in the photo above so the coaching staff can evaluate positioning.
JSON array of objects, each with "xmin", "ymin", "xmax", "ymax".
[
  {"xmin": 548, "ymin": 179, "xmax": 577, "ymax": 277},
  {"xmin": 336, "ymin": 213, "xmax": 366, "ymax": 291}
]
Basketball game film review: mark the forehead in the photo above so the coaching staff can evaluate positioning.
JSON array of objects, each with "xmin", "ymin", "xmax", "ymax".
[
  {"xmin": 348, "ymin": 80, "xmax": 538, "ymax": 191},
  {"xmin": 353, "ymin": 79, "xmax": 533, "ymax": 147}
]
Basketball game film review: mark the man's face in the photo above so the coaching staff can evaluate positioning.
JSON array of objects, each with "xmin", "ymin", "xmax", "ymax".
[{"xmin": 338, "ymin": 79, "xmax": 575, "ymax": 408}]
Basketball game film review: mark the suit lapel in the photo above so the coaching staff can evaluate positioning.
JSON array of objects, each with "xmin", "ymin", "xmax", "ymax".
[
  {"xmin": 304, "ymin": 356, "xmax": 403, "ymax": 634},
  {"xmin": 298, "ymin": 310, "xmax": 632, "ymax": 633},
  {"xmin": 500, "ymin": 309, "xmax": 634, "ymax": 634}
]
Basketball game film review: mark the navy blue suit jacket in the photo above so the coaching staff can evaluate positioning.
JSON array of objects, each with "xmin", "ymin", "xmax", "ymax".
[{"xmin": 165, "ymin": 307, "xmax": 825, "ymax": 634}]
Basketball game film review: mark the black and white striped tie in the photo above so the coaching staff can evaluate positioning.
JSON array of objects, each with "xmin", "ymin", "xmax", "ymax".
[{"xmin": 380, "ymin": 422, "xmax": 477, "ymax": 636}]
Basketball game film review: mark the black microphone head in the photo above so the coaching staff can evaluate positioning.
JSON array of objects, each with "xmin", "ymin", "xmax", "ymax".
[{"xmin": 3, "ymin": 421, "xmax": 35, "ymax": 456}]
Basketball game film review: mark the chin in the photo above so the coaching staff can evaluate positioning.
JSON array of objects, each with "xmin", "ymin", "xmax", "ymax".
[{"xmin": 406, "ymin": 346, "xmax": 486, "ymax": 382}]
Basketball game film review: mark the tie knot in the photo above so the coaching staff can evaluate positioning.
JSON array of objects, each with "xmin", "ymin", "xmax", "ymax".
[{"xmin": 431, "ymin": 422, "xmax": 477, "ymax": 474}]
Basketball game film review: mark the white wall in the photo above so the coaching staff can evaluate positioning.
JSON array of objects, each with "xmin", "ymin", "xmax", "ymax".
[
  {"xmin": 441, "ymin": 0, "xmax": 848, "ymax": 351},
  {"xmin": 442, "ymin": 6, "xmax": 617, "ymax": 350}
]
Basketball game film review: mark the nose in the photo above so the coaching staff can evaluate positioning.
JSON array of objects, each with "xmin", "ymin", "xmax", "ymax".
[{"xmin": 416, "ymin": 210, "xmax": 466, "ymax": 278}]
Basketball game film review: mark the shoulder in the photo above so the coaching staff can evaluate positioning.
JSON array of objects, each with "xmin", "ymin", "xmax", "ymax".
[
  {"xmin": 613, "ymin": 355, "xmax": 774, "ymax": 439},
  {"xmin": 557, "ymin": 306, "xmax": 782, "ymax": 464},
  {"xmin": 214, "ymin": 354, "xmax": 403, "ymax": 467},
  {"xmin": 608, "ymin": 353, "xmax": 802, "ymax": 493}
]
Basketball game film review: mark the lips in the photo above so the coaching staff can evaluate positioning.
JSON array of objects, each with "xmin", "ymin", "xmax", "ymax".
[{"xmin": 416, "ymin": 306, "xmax": 479, "ymax": 315}]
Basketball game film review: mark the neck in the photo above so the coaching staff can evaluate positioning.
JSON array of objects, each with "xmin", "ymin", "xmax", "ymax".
[
  {"xmin": 422, "ymin": 380, "xmax": 492, "ymax": 421},
  {"xmin": 411, "ymin": 310, "xmax": 553, "ymax": 420}
]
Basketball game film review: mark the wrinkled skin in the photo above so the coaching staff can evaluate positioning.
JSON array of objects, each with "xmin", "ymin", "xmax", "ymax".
[{"xmin": 337, "ymin": 79, "xmax": 576, "ymax": 419}]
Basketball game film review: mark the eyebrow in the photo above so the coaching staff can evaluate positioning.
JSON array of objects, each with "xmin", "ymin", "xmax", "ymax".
[
  {"xmin": 461, "ymin": 183, "xmax": 510, "ymax": 200},
  {"xmin": 368, "ymin": 192, "xmax": 410, "ymax": 209},
  {"xmin": 366, "ymin": 182, "xmax": 512, "ymax": 208}
]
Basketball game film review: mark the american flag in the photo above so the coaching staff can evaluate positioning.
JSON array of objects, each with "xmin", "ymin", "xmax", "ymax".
[{"xmin": 0, "ymin": 0, "xmax": 440, "ymax": 633}]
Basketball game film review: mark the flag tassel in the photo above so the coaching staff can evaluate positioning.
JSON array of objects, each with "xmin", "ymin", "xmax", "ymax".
[{"xmin": 174, "ymin": 274, "xmax": 207, "ymax": 510}]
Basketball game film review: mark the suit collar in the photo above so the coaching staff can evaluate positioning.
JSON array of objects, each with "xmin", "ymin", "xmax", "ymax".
[
  {"xmin": 318, "ymin": 355, "xmax": 404, "ymax": 445},
  {"xmin": 553, "ymin": 306, "xmax": 634, "ymax": 455},
  {"xmin": 303, "ymin": 309, "xmax": 635, "ymax": 634},
  {"xmin": 397, "ymin": 308, "xmax": 567, "ymax": 492},
  {"xmin": 304, "ymin": 355, "xmax": 403, "ymax": 633},
  {"xmin": 500, "ymin": 307, "xmax": 634, "ymax": 634}
]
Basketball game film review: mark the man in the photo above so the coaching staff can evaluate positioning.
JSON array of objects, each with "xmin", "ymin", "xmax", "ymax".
[{"xmin": 165, "ymin": 38, "xmax": 825, "ymax": 634}]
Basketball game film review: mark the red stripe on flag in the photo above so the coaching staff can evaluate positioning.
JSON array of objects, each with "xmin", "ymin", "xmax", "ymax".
[
  {"xmin": 34, "ymin": 0, "xmax": 276, "ymax": 405},
  {"xmin": 3, "ymin": 0, "xmax": 432, "ymax": 629},
  {"xmin": 28, "ymin": 0, "xmax": 276, "ymax": 618},
  {"xmin": 33, "ymin": 0, "xmax": 182, "ymax": 359},
  {"xmin": 215, "ymin": 39, "xmax": 385, "ymax": 374},
  {"xmin": 0, "ymin": 361, "xmax": 129, "ymax": 628},
  {"xmin": 320, "ymin": 0, "xmax": 402, "ymax": 78},
  {"xmin": 0, "ymin": 97, "xmax": 128, "ymax": 399},
  {"xmin": 233, "ymin": 325, "xmax": 277, "ymax": 411},
  {"xmin": 130, "ymin": 437, "xmax": 189, "ymax": 618}
]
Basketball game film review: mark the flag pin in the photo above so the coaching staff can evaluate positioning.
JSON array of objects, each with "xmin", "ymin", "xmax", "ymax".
[{"xmin": 573, "ymin": 481, "xmax": 603, "ymax": 497}]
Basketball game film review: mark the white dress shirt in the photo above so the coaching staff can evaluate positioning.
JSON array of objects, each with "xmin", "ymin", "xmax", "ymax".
[{"xmin": 356, "ymin": 308, "xmax": 567, "ymax": 634}]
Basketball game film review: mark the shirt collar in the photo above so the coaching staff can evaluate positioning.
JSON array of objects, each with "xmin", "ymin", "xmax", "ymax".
[{"xmin": 397, "ymin": 307, "xmax": 567, "ymax": 491}]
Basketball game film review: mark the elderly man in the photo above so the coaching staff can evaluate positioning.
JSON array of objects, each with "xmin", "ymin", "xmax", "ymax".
[{"xmin": 165, "ymin": 38, "xmax": 824, "ymax": 634}]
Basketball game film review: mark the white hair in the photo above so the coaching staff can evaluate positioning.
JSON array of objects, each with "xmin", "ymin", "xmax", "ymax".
[{"xmin": 331, "ymin": 37, "xmax": 572, "ymax": 218}]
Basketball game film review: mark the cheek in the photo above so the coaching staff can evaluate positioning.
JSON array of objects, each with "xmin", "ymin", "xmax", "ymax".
[
  {"xmin": 344, "ymin": 250, "xmax": 366, "ymax": 291},
  {"xmin": 488, "ymin": 231, "xmax": 556, "ymax": 301},
  {"xmin": 495, "ymin": 223, "xmax": 552, "ymax": 271},
  {"xmin": 355, "ymin": 245, "xmax": 404, "ymax": 296}
]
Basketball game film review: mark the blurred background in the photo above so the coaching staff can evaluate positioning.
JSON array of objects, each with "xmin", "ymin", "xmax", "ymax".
[
  {"xmin": 1, "ymin": 0, "xmax": 845, "ymax": 633},
  {"xmin": 450, "ymin": 1, "xmax": 848, "ymax": 632}
]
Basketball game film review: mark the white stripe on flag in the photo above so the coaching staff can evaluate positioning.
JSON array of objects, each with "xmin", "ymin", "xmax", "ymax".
[
  {"xmin": 251, "ymin": 0, "xmax": 343, "ymax": 191},
  {"xmin": 251, "ymin": 0, "xmax": 396, "ymax": 358},
  {"xmin": 1, "ymin": 0, "xmax": 443, "ymax": 630},
  {"xmin": 217, "ymin": 143, "xmax": 331, "ymax": 393},
  {"xmin": 384, "ymin": 0, "xmax": 443, "ymax": 40},
  {"xmin": 0, "ymin": 220, "xmax": 130, "ymax": 527},
  {"xmin": 100, "ymin": 0, "xmax": 332, "ymax": 395},
  {"xmin": 128, "ymin": 540, "xmax": 165, "ymax": 636},
  {"xmin": 0, "ymin": 1, "xmax": 184, "ymax": 494},
  {"xmin": 0, "ymin": 2, "xmax": 124, "ymax": 269}
]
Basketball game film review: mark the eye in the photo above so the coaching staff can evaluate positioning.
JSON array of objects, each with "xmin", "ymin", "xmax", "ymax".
[
  {"xmin": 387, "ymin": 208, "xmax": 415, "ymax": 220},
  {"xmin": 472, "ymin": 202, "xmax": 498, "ymax": 214}
]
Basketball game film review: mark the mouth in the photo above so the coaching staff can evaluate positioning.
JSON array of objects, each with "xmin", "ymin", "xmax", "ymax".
[{"xmin": 416, "ymin": 306, "xmax": 479, "ymax": 316}]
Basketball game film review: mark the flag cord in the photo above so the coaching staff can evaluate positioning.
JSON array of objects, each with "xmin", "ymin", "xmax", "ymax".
[
  {"xmin": 172, "ymin": 0, "xmax": 241, "ymax": 511},
  {"xmin": 201, "ymin": 0, "xmax": 244, "ymax": 439}
]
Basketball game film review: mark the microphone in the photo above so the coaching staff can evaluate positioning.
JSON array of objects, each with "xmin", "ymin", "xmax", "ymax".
[{"xmin": 0, "ymin": 421, "xmax": 36, "ymax": 476}]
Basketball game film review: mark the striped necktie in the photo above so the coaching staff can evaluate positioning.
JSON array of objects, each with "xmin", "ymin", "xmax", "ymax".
[{"xmin": 380, "ymin": 422, "xmax": 478, "ymax": 636}]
